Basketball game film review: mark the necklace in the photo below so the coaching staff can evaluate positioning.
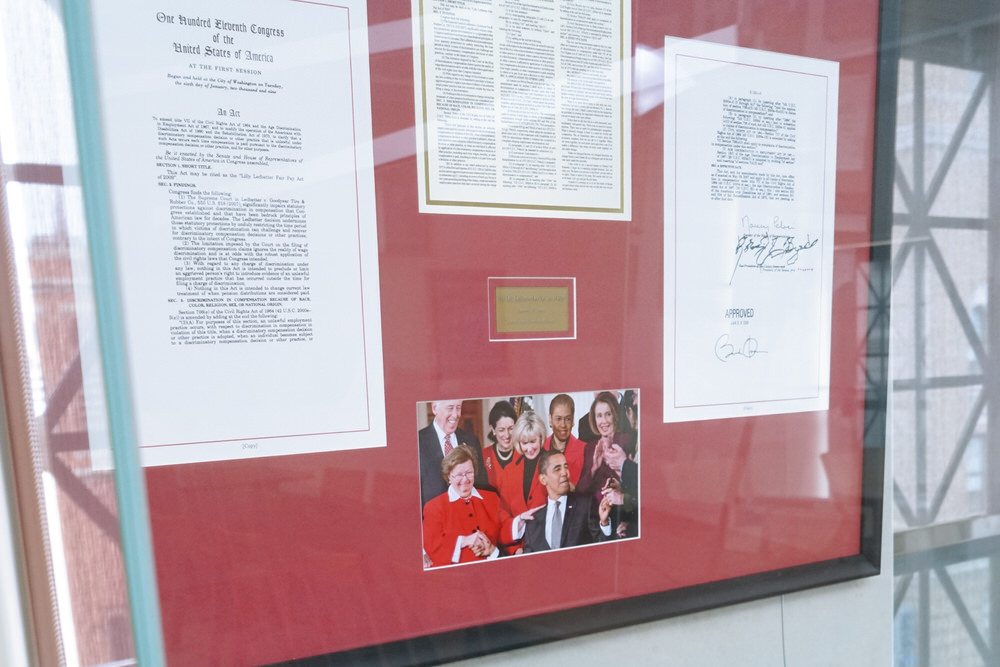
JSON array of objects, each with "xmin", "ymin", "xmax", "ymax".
[{"xmin": 495, "ymin": 446, "xmax": 514, "ymax": 463}]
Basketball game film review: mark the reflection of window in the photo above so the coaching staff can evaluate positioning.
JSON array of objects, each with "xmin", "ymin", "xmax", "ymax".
[
  {"xmin": 894, "ymin": 606, "xmax": 916, "ymax": 667},
  {"xmin": 968, "ymin": 284, "xmax": 986, "ymax": 369},
  {"xmin": 964, "ymin": 435, "xmax": 984, "ymax": 515},
  {"xmin": 890, "ymin": 5, "xmax": 1000, "ymax": 661}
]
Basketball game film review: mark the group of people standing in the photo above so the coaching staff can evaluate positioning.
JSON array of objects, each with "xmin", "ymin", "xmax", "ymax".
[{"xmin": 419, "ymin": 391, "xmax": 639, "ymax": 568}]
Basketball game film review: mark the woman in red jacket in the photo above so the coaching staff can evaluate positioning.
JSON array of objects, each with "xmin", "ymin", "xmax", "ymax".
[
  {"xmin": 482, "ymin": 400, "xmax": 517, "ymax": 490},
  {"xmin": 495, "ymin": 410, "xmax": 548, "ymax": 553},
  {"xmin": 422, "ymin": 445, "xmax": 504, "ymax": 567}
]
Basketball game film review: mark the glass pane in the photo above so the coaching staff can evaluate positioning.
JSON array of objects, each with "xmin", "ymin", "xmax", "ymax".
[
  {"xmin": 0, "ymin": 0, "xmax": 78, "ymax": 165},
  {"xmin": 922, "ymin": 65, "xmax": 988, "ymax": 220},
  {"xmin": 928, "ymin": 111, "xmax": 989, "ymax": 220},
  {"xmin": 0, "ymin": 2, "xmax": 136, "ymax": 664},
  {"xmin": 928, "ymin": 560, "xmax": 990, "ymax": 666},
  {"xmin": 895, "ymin": 57, "xmax": 915, "ymax": 213},
  {"xmin": 891, "ymin": 2, "xmax": 1000, "ymax": 666}
]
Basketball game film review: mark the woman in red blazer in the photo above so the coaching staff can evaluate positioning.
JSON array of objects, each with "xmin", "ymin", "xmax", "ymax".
[
  {"xmin": 481, "ymin": 401, "xmax": 517, "ymax": 490},
  {"xmin": 422, "ymin": 445, "xmax": 504, "ymax": 567},
  {"xmin": 495, "ymin": 410, "xmax": 549, "ymax": 553}
]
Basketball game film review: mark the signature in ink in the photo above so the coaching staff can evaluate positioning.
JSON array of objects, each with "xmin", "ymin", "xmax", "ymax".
[
  {"xmin": 739, "ymin": 215, "xmax": 770, "ymax": 233},
  {"xmin": 730, "ymin": 230, "xmax": 819, "ymax": 284},
  {"xmin": 738, "ymin": 214, "xmax": 796, "ymax": 234},
  {"xmin": 771, "ymin": 216, "xmax": 795, "ymax": 230},
  {"xmin": 715, "ymin": 334, "xmax": 764, "ymax": 361}
]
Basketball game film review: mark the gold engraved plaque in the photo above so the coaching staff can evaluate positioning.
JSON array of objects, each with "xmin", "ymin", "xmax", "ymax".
[{"xmin": 494, "ymin": 286, "xmax": 570, "ymax": 333}]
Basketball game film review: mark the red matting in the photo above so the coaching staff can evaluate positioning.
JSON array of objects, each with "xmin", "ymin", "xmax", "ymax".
[{"xmin": 145, "ymin": 1, "xmax": 882, "ymax": 664}]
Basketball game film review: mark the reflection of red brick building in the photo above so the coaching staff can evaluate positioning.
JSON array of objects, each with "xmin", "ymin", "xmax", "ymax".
[{"xmin": 9, "ymin": 199, "xmax": 135, "ymax": 663}]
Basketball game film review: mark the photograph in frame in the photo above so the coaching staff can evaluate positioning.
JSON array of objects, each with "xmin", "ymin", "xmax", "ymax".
[{"xmin": 417, "ymin": 391, "xmax": 640, "ymax": 569}]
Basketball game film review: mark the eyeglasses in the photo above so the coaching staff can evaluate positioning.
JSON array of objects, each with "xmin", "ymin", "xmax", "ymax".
[{"xmin": 449, "ymin": 470, "xmax": 474, "ymax": 481}]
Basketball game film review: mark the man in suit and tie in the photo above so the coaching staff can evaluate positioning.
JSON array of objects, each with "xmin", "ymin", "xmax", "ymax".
[
  {"xmin": 418, "ymin": 399, "xmax": 491, "ymax": 509},
  {"xmin": 520, "ymin": 450, "xmax": 613, "ymax": 552}
]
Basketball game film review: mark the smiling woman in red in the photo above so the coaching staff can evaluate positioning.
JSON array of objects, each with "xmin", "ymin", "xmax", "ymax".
[
  {"xmin": 422, "ymin": 445, "xmax": 504, "ymax": 567},
  {"xmin": 482, "ymin": 401, "xmax": 517, "ymax": 489},
  {"xmin": 577, "ymin": 391, "xmax": 635, "ymax": 496},
  {"xmin": 493, "ymin": 410, "xmax": 550, "ymax": 554}
]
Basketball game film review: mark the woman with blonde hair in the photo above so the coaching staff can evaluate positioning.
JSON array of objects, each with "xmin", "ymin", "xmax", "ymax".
[{"xmin": 495, "ymin": 410, "xmax": 549, "ymax": 553}]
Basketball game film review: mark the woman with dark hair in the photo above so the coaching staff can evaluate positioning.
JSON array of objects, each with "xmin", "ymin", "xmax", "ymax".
[
  {"xmin": 482, "ymin": 400, "xmax": 517, "ymax": 489},
  {"xmin": 577, "ymin": 391, "xmax": 638, "ymax": 538},
  {"xmin": 577, "ymin": 393, "xmax": 632, "ymax": 489},
  {"xmin": 422, "ymin": 445, "xmax": 503, "ymax": 567}
]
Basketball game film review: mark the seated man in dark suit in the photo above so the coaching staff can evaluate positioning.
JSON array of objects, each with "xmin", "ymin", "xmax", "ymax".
[
  {"xmin": 517, "ymin": 450, "xmax": 613, "ymax": 552},
  {"xmin": 418, "ymin": 399, "xmax": 491, "ymax": 509}
]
